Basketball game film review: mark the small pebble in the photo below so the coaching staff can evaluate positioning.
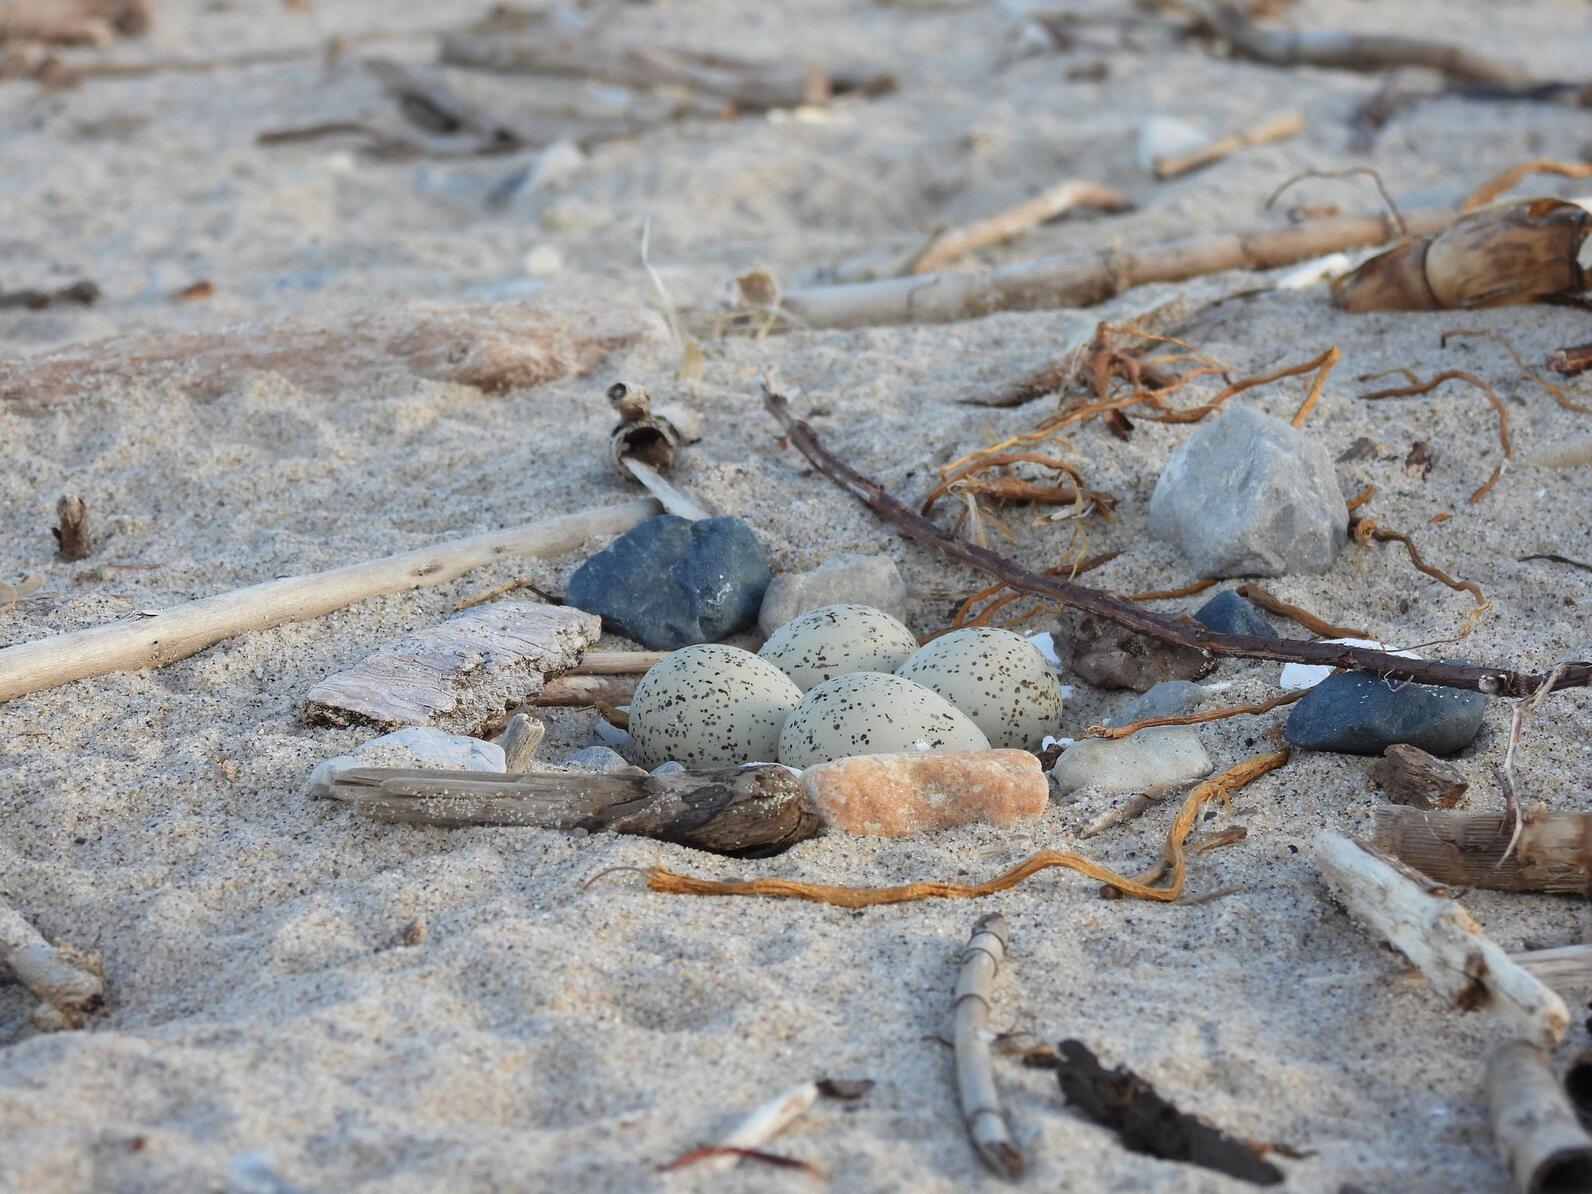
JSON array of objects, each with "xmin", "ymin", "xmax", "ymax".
[
  {"xmin": 1149, "ymin": 407, "xmax": 1347, "ymax": 578},
  {"xmin": 1284, "ymin": 669, "xmax": 1488, "ymax": 756},
  {"xmin": 758, "ymin": 554, "xmax": 908, "ymax": 636},
  {"xmin": 564, "ymin": 745, "xmax": 637, "ymax": 775},
  {"xmin": 1193, "ymin": 590, "xmax": 1278, "ymax": 639},
  {"xmin": 651, "ymin": 761, "xmax": 686, "ymax": 776},
  {"xmin": 566, "ymin": 514, "xmax": 772, "ymax": 650},
  {"xmin": 802, "ymin": 750, "xmax": 1048, "ymax": 836},
  {"xmin": 307, "ymin": 727, "xmax": 504, "ymax": 796},
  {"xmin": 1107, "ymin": 680, "xmax": 1206, "ymax": 727},
  {"xmin": 1049, "ymin": 727, "xmax": 1212, "ymax": 797}
]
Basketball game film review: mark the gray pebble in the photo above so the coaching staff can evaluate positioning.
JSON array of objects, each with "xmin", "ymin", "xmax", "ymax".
[
  {"xmin": 1107, "ymin": 680, "xmax": 1206, "ymax": 727},
  {"xmin": 758, "ymin": 554, "xmax": 908, "ymax": 636}
]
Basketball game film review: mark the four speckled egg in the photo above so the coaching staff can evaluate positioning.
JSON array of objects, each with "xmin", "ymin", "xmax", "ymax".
[
  {"xmin": 777, "ymin": 672, "xmax": 989, "ymax": 768},
  {"xmin": 758, "ymin": 603, "xmax": 919, "ymax": 692},
  {"xmin": 629, "ymin": 644, "xmax": 803, "ymax": 768},
  {"xmin": 897, "ymin": 627, "xmax": 1064, "ymax": 751}
]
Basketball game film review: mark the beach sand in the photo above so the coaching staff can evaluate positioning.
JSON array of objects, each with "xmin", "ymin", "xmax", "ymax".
[{"xmin": 2, "ymin": 1, "xmax": 1590, "ymax": 1190}]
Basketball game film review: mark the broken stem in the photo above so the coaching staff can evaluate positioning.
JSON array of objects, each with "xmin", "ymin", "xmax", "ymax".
[{"xmin": 954, "ymin": 914, "xmax": 1024, "ymax": 1179}]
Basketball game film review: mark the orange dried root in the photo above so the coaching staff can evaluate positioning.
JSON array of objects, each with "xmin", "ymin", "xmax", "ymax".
[
  {"xmin": 1235, "ymin": 583, "xmax": 1370, "ymax": 639},
  {"xmin": 1351, "ymin": 517, "xmax": 1490, "ymax": 634},
  {"xmin": 1441, "ymin": 327, "xmax": 1591, "ymax": 415},
  {"xmin": 1128, "ymin": 577, "xmax": 1218, "ymax": 602},
  {"xmin": 1083, "ymin": 690, "xmax": 1306, "ymax": 739},
  {"xmin": 1359, "ymin": 369, "xmax": 1511, "ymax": 503}
]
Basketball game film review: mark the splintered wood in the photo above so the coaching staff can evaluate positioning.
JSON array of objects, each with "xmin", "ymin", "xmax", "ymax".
[
  {"xmin": 1372, "ymin": 807, "xmax": 1592, "ymax": 895},
  {"xmin": 0, "ymin": 302, "xmax": 664, "ymax": 412},
  {"xmin": 0, "ymin": 898, "xmax": 105, "ymax": 1031},
  {"xmin": 305, "ymin": 600, "xmax": 600, "ymax": 732},
  {"xmin": 1314, "ymin": 833, "xmax": 1567, "ymax": 1049}
]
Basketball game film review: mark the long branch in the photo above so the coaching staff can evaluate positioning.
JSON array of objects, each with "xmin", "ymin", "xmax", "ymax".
[{"xmin": 761, "ymin": 384, "xmax": 1586, "ymax": 699}]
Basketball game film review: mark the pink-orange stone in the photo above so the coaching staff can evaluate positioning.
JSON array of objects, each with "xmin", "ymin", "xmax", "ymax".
[{"xmin": 800, "ymin": 750, "xmax": 1048, "ymax": 837}]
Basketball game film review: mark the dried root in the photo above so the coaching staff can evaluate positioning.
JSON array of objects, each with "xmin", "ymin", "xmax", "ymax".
[{"xmin": 1359, "ymin": 370, "xmax": 1511, "ymax": 503}]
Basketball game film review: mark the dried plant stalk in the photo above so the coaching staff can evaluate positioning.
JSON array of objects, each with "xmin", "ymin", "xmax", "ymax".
[
  {"xmin": 1314, "ymin": 833, "xmax": 1568, "ymax": 1049},
  {"xmin": 535, "ymin": 674, "xmax": 639, "ymax": 706},
  {"xmin": 497, "ymin": 713, "xmax": 545, "ymax": 771},
  {"xmin": 954, "ymin": 914, "xmax": 1024, "ymax": 1179},
  {"xmin": 571, "ymin": 651, "xmax": 670, "ymax": 675},
  {"xmin": 0, "ymin": 898, "xmax": 105, "ymax": 1031},
  {"xmin": 1486, "ymin": 1042, "xmax": 1592, "ymax": 1194},
  {"xmin": 1333, "ymin": 199, "xmax": 1589, "ymax": 312},
  {"xmin": 909, "ymin": 180, "xmax": 1128, "ymax": 274},
  {"xmin": 1083, "ymin": 689, "xmax": 1304, "ymax": 739},
  {"xmin": 1152, "ymin": 110, "xmax": 1305, "ymax": 179},
  {"xmin": 1460, "ymin": 159, "xmax": 1592, "ymax": 212},
  {"xmin": 1235, "ymin": 583, "xmax": 1367, "ymax": 638},
  {"xmin": 1372, "ymin": 807, "xmax": 1592, "ymax": 896}
]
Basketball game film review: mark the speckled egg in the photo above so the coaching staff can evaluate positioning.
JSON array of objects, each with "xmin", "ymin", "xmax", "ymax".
[
  {"xmin": 629, "ymin": 644, "xmax": 804, "ymax": 768},
  {"xmin": 758, "ymin": 603, "xmax": 920, "ymax": 692},
  {"xmin": 896, "ymin": 627, "xmax": 1063, "ymax": 751},
  {"xmin": 777, "ymin": 672, "xmax": 990, "ymax": 768}
]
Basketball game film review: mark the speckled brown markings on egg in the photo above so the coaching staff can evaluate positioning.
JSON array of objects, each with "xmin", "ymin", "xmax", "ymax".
[
  {"xmin": 758, "ymin": 603, "xmax": 919, "ymax": 692},
  {"xmin": 897, "ymin": 627, "xmax": 1063, "ymax": 751},
  {"xmin": 629, "ymin": 644, "xmax": 803, "ymax": 768},
  {"xmin": 777, "ymin": 671, "xmax": 989, "ymax": 767}
]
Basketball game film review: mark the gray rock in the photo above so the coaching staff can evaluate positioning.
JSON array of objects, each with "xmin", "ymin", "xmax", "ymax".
[
  {"xmin": 308, "ymin": 727, "xmax": 505, "ymax": 796},
  {"xmin": 758, "ymin": 554, "xmax": 908, "ymax": 636},
  {"xmin": 651, "ymin": 761, "xmax": 686, "ymax": 776},
  {"xmin": 564, "ymin": 745, "xmax": 637, "ymax": 774},
  {"xmin": 1049, "ymin": 727, "xmax": 1213, "ymax": 797},
  {"xmin": 1149, "ymin": 407, "xmax": 1347, "ymax": 578},
  {"xmin": 1193, "ymin": 590, "xmax": 1279, "ymax": 638},
  {"xmin": 1285, "ymin": 669, "xmax": 1488, "ymax": 756},
  {"xmin": 1107, "ymin": 680, "xmax": 1206, "ymax": 727},
  {"xmin": 566, "ymin": 514, "xmax": 772, "ymax": 650}
]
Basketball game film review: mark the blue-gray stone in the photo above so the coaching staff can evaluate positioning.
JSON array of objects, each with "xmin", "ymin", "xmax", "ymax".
[
  {"xmin": 565, "ymin": 745, "xmax": 635, "ymax": 774},
  {"xmin": 1194, "ymin": 590, "xmax": 1279, "ymax": 639},
  {"xmin": 1285, "ymin": 670, "xmax": 1487, "ymax": 756},
  {"xmin": 1107, "ymin": 680, "xmax": 1206, "ymax": 727},
  {"xmin": 566, "ymin": 515, "xmax": 771, "ymax": 650}
]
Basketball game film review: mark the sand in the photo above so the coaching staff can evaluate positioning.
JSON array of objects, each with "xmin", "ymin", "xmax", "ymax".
[{"xmin": 2, "ymin": 1, "xmax": 1590, "ymax": 1190}]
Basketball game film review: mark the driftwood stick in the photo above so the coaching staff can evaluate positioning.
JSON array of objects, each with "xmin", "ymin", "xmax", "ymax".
[
  {"xmin": 535, "ymin": 673, "xmax": 639, "ymax": 706},
  {"xmin": 1511, "ymin": 945, "xmax": 1592, "ymax": 992},
  {"xmin": 570, "ymin": 651, "xmax": 669, "ymax": 675},
  {"xmin": 908, "ymin": 180, "xmax": 1130, "ymax": 274},
  {"xmin": 0, "ymin": 898, "xmax": 105, "ymax": 1030},
  {"xmin": 1372, "ymin": 807, "xmax": 1592, "ymax": 895},
  {"xmin": 0, "ymin": 500, "xmax": 658, "ymax": 704},
  {"xmin": 1547, "ymin": 343, "xmax": 1592, "ymax": 378},
  {"xmin": 1202, "ymin": 5, "xmax": 1536, "ymax": 85},
  {"xmin": 761, "ymin": 383, "xmax": 1586, "ymax": 698},
  {"xmin": 622, "ymin": 458, "xmax": 718, "ymax": 520},
  {"xmin": 695, "ymin": 1082, "xmax": 821, "ymax": 1173},
  {"xmin": 954, "ymin": 913, "xmax": 1024, "ymax": 1179},
  {"xmin": 1486, "ymin": 1042, "xmax": 1592, "ymax": 1194},
  {"xmin": 1152, "ymin": 110, "xmax": 1305, "ymax": 179},
  {"xmin": 724, "ymin": 208, "xmax": 1453, "ymax": 331},
  {"xmin": 326, "ymin": 764, "xmax": 819, "ymax": 855},
  {"xmin": 1315, "ymin": 832, "xmax": 1568, "ymax": 1048}
]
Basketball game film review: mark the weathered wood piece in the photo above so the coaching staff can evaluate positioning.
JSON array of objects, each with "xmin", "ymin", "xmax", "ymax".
[
  {"xmin": 907, "ymin": 180, "xmax": 1129, "ymax": 274},
  {"xmin": 692, "ymin": 1082, "xmax": 821, "ymax": 1174},
  {"xmin": 1511, "ymin": 945, "xmax": 1592, "ymax": 993},
  {"xmin": 1368, "ymin": 745, "xmax": 1469, "ymax": 810},
  {"xmin": 1486, "ymin": 1042, "xmax": 1592, "ymax": 1194},
  {"xmin": 0, "ymin": 898, "xmax": 105, "ymax": 1031},
  {"xmin": 497, "ymin": 713, "xmax": 546, "ymax": 771},
  {"xmin": 52, "ymin": 494, "xmax": 92, "ymax": 561},
  {"xmin": 0, "ymin": 500, "xmax": 657, "ymax": 705},
  {"xmin": 0, "ymin": 302, "xmax": 663, "ymax": 413},
  {"xmin": 535, "ymin": 674, "xmax": 640, "ymax": 706},
  {"xmin": 322, "ymin": 763, "xmax": 820, "ymax": 855},
  {"xmin": 0, "ymin": 0, "xmax": 148, "ymax": 45},
  {"xmin": 1373, "ymin": 807, "xmax": 1592, "ymax": 896},
  {"xmin": 304, "ymin": 600, "xmax": 600, "ymax": 732},
  {"xmin": 1315, "ymin": 832, "xmax": 1568, "ymax": 1048},
  {"xmin": 1152, "ymin": 110, "xmax": 1305, "ymax": 179},
  {"xmin": 954, "ymin": 913, "xmax": 1023, "ymax": 1178}
]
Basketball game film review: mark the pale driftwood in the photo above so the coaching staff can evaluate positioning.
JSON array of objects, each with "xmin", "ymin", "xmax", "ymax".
[
  {"xmin": 1525, "ymin": 439, "xmax": 1592, "ymax": 468},
  {"xmin": 1486, "ymin": 1042, "xmax": 1592, "ymax": 1194},
  {"xmin": 1368, "ymin": 745, "xmax": 1468, "ymax": 810},
  {"xmin": 954, "ymin": 913, "xmax": 1024, "ymax": 1178},
  {"xmin": 0, "ymin": 0, "xmax": 148, "ymax": 44},
  {"xmin": 907, "ymin": 180, "xmax": 1129, "ymax": 274},
  {"xmin": 535, "ymin": 674, "xmax": 639, "ymax": 707},
  {"xmin": 0, "ymin": 898, "xmax": 105, "ymax": 1031},
  {"xmin": 1201, "ymin": 5, "xmax": 1536, "ymax": 85},
  {"xmin": 0, "ymin": 500, "xmax": 658, "ymax": 705},
  {"xmin": 698, "ymin": 1082, "xmax": 821, "ymax": 1172},
  {"xmin": 304, "ymin": 601, "xmax": 601, "ymax": 732},
  {"xmin": 1315, "ymin": 832, "xmax": 1567, "ymax": 1049},
  {"xmin": 323, "ymin": 764, "xmax": 820, "ymax": 855},
  {"xmin": 497, "ymin": 713, "xmax": 546, "ymax": 771},
  {"xmin": 1152, "ymin": 109, "xmax": 1305, "ymax": 179},
  {"xmin": 0, "ymin": 302, "xmax": 664, "ymax": 413},
  {"xmin": 1373, "ymin": 807, "xmax": 1592, "ymax": 896},
  {"xmin": 621, "ymin": 459, "xmax": 719, "ymax": 520},
  {"xmin": 570, "ymin": 651, "xmax": 669, "ymax": 675},
  {"xmin": 1511, "ymin": 945, "xmax": 1592, "ymax": 992},
  {"xmin": 719, "ymin": 207, "xmax": 1453, "ymax": 330}
]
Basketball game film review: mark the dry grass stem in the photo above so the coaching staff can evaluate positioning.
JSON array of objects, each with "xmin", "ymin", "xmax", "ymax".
[{"xmin": 1083, "ymin": 690, "xmax": 1305, "ymax": 739}]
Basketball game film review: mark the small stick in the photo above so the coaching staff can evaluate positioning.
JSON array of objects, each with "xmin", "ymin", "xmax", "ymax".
[
  {"xmin": 1083, "ymin": 689, "xmax": 1304, "ymax": 739},
  {"xmin": 1152, "ymin": 110, "xmax": 1305, "ymax": 180},
  {"xmin": 1127, "ymin": 577, "xmax": 1218, "ymax": 602},
  {"xmin": 954, "ymin": 914, "xmax": 1024, "ymax": 1178},
  {"xmin": 1546, "ymin": 343, "xmax": 1592, "ymax": 378},
  {"xmin": 570, "ymin": 650, "xmax": 669, "ymax": 675},
  {"xmin": 534, "ymin": 674, "xmax": 638, "ymax": 706},
  {"xmin": 0, "ymin": 280, "xmax": 100, "ymax": 310},
  {"xmin": 1314, "ymin": 832, "xmax": 1568, "ymax": 1048},
  {"xmin": 52, "ymin": 494, "xmax": 92, "ymax": 561},
  {"xmin": 622, "ymin": 457, "xmax": 718, "ymax": 520},
  {"xmin": 1235, "ymin": 583, "xmax": 1368, "ymax": 639},
  {"xmin": 1372, "ymin": 806, "xmax": 1592, "ymax": 895},
  {"xmin": 1486, "ymin": 1042, "xmax": 1592, "ymax": 1194},
  {"xmin": 1079, "ymin": 788, "xmax": 1169, "ymax": 837},
  {"xmin": 693, "ymin": 1082, "xmax": 821, "ymax": 1173},
  {"xmin": 908, "ymin": 180, "xmax": 1129, "ymax": 274},
  {"xmin": 0, "ymin": 500, "xmax": 658, "ymax": 704},
  {"xmin": 1459, "ymin": 158, "xmax": 1592, "ymax": 212},
  {"xmin": 0, "ymin": 897, "xmax": 105, "ymax": 1031}
]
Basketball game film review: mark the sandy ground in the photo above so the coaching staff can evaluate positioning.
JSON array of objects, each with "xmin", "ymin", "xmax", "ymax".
[{"xmin": 2, "ymin": 1, "xmax": 1591, "ymax": 1191}]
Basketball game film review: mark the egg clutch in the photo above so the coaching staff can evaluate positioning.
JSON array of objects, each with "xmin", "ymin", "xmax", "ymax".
[{"xmin": 628, "ymin": 603, "xmax": 1064, "ymax": 769}]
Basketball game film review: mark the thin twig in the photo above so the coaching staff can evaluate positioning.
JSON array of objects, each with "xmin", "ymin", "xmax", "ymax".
[
  {"xmin": 1459, "ymin": 158, "xmax": 1592, "ymax": 211},
  {"xmin": 1359, "ymin": 369, "xmax": 1511, "ymax": 503},
  {"xmin": 1083, "ymin": 689, "xmax": 1305, "ymax": 739},
  {"xmin": 1235, "ymin": 583, "xmax": 1369, "ymax": 638},
  {"xmin": 954, "ymin": 914, "xmax": 1024, "ymax": 1178},
  {"xmin": 1265, "ymin": 168, "xmax": 1406, "ymax": 237},
  {"xmin": 1441, "ymin": 328, "xmax": 1590, "ymax": 414}
]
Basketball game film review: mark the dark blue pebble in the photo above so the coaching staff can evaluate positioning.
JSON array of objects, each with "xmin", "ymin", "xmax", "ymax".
[
  {"xmin": 1193, "ymin": 590, "xmax": 1278, "ymax": 639},
  {"xmin": 1285, "ymin": 668, "xmax": 1487, "ymax": 756},
  {"xmin": 566, "ymin": 515, "xmax": 771, "ymax": 651}
]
